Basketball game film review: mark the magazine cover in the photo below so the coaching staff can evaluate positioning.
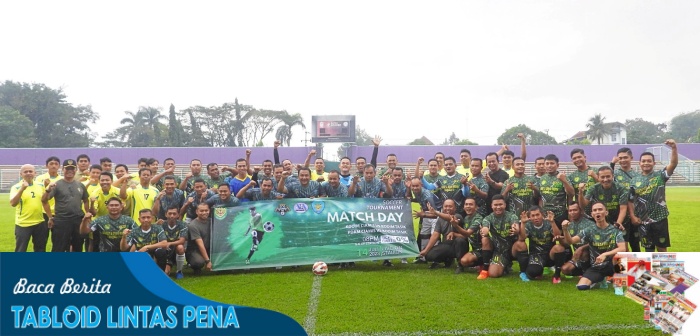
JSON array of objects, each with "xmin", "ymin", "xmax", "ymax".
[
  {"xmin": 654, "ymin": 293, "xmax": 697, "ymax": 334},
  {"xmin": 668, "ymin": 269, "xmax": 699, "ymax": 295},
  {"xmin": 653, "ymin": 260, "xmax": 685, "ymax": 278},
  {"xmin": 626, "ymin": 271, "xmax": 673, "ymax": 304}
]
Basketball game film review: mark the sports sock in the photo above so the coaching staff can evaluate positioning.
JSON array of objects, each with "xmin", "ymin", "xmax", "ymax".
[
  {"xmin": 176, "ymin": 254, "xmax": 185, "ymax": 272},
  {"xmin": 516, "ymin": 251, "xmax": 529, "ymax": 274},
  {"xmin": 577, "ymin": 284, "xmax": 590, "ymax": 290},
  {"xmin": 554, "ymin": 252, "xmax": 566, "ymax": 278},
  {"xmin": 482, "ymin": 250, "xmax": 493, "ymax": 269}
]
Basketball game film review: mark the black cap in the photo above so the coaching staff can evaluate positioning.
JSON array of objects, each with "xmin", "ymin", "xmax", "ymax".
[{"xmin": 63, "ymin": 159, "xmax": 77, "ymax": 168}]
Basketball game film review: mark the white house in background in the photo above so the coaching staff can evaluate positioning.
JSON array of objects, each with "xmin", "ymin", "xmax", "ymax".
[{"xmin": 565, "ymin": 122, "xmax": 627, "ymax": 145}]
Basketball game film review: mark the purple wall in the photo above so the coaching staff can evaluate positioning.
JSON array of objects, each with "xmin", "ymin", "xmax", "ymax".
[
  {"xmin": 1, "ymin": 144, "xmax": 698, "ymax": 166},
  {"xmin": 349, "ymin": 144, "xmax": 700, "ymax": 163}
]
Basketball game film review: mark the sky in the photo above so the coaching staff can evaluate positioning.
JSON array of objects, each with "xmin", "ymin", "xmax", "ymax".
[{"xmin": 2, "ymin": 1, "xmax": 699, "ymax": 159}]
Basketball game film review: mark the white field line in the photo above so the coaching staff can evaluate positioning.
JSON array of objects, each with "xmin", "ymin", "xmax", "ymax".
[
  {"xmin": 303, "ymin": 275, "xmax": 324, "ymax": 335},
  {"xmin": 315, "ymin": 323, "xmax": 652, "ymax": 336}
]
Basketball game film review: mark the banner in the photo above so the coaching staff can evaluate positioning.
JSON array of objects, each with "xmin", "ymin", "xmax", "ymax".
[
  {"xmin": 0, "ymin": 253, "xmax": 305, "ymax": 335},
  {"xmin": 211, "ymin": 198, "xmax": 419, "ymax": 270}
]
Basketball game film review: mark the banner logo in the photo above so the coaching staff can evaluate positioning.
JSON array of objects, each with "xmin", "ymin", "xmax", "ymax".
[
  {"xmin": 294, "ymin": 203, "xmax": 308, "ymax": 213},
  {"xmin": 312, "ymin": 200, "xmax": 325, "ymax": 214},
  {"xmin": 275, "ymin": 204, "xmax": 290, "ymax": 216},
  {"xmin": 214, "ymin": 208, "xmax": 227, "ymax": 220}
]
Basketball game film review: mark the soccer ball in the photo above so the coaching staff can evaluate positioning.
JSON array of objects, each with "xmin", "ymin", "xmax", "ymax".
[
  {"xmin": 263, "ymin": 221, "xmax": 275, "ymax": 232},
  {"xmin": 312, "ymin": 261, "xmax": 328, "ymax": 276}
]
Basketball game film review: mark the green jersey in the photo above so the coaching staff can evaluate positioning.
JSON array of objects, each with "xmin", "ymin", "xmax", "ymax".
[
  {"xmin": 435, "ymin": 173, "xmax": 467, "ymax": 208},
  {"xmin": 584, "ymin": 182, "xmax": 629, "ymax": 224},
  {"xmin": 127, "ymin": 225, "xmax": 166, "ymax": 250},
  {"xmin": 463, "ymin": 213, "xmax": 484, "ymax": 251},
  {"xmin": 524, "ymin": 220, "xmax": 555, "ymax": 255},
  {"xmin": 566, "ymin": 217, "xmax": 595, "ymax": 249},
  {"xmin": 90, "ymin": 215, "xmax": 137, "ymax": 252},
  {"xmin": 614, "ymin": 168, "xmax": 639, "ymax": 189},
  {"xmin": 539, "ymin": 173, "xmax": 568, "ymax": 219},
  {"xmin": 502, "ymin": 175, "xmax": 537, "ymax": 215},
  {"xmin": 482, "ymin": 211, "xmax": 519, "ymax": 254},
  {"xmin": 579, "ymin": 224, "xmax": 625, "ymax": 266},
  {"xmin": 630, "ymin": 169, "xmax": 671, "ymax": 223},
  {"xmin": 468, "ymin": 175, "xmax": 489, "ymax": 216},
  {"xmin": 205, "ymin": 172, "xmax": 232, "ymax": 189},
  {"xmin": 568, "ymin": 167, "xmax": 596, "ymax": 202},
  {"xmin": 161, "ymin": 220, "xmax": 188, "ymax": 243}
]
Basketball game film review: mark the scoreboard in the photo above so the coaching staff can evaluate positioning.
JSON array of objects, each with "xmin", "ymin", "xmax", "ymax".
[{"xmin": 311, "ymin": 115, "xmax": 356, "ymax": 143}]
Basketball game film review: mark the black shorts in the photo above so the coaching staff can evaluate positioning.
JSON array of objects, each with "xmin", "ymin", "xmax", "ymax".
[
  {"xmin": 252, "ymin": 230, "xmax": 265, "ymax": 245},
  {"xmin": 529, "ymin": 253, "xmax": 554, "ymax": 268},
  {"xmin": 566, "ymin": 259, "xmax": 589, "ymax": 276},
  {"xmin": 467, "ymin": 250, "xmax": 484, "ymax": 265},
  {"xmin": 582, "ymin": 262, "xmax": 613, "ymax": 284},
  {"xmin": 640, "ymin": 219, "xmax": 670, "ymax": 249},
  {"xmin": 490, "ymin": 250, "xmax": 513, "ymax": 268}
]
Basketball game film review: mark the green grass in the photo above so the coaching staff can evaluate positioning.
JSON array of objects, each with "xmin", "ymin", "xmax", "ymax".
[{"xmin": 2, "ymin": 187, "xmax": 698, "ymax": 335}]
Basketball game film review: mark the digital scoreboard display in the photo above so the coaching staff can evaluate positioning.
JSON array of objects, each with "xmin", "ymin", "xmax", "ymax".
[{"xmin": 311, "ymin": 115, "xmax": 356, "ymax": 143}]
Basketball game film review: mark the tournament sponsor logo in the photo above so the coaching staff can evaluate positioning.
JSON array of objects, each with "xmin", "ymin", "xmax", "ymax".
[
  {"xmin": 275, "ymin": 204, "xmax": 290, "ymax": 216},
  {"xmin": 294, "ymin": 203, "xmax": 308, "ymax": 213},
  {"xmin": 311, "ymin": 200, "xmax": 325, "ymax": 214},
  {"xmin": 214, "ymin": 207, "xmax": 227, "ymax": 220}
]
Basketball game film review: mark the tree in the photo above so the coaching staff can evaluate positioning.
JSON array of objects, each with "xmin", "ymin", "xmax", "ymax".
[
  {"xmin": 407, "ymin": 136, "xmax": 434, "ymax": 145},
  {"xmin": 454, "ymin": 138, "xmax": 478, "ymax": 145},
  {"xmin": 140, "ymin": 106, "xmax": 167, "ymax": 145},
  {"xmin": 168, "ymin": 104, "xmax": 186, "ymax": 147},
  {"xmin": 668, "ymin": 110, "xmax": 700, "ymax": 143},
  {"xmin": 0, "ymin": 106, "xmax": 37, "ymax": 147},
  {"xmin": 184, "ymin": 108, "xmax": 209, "ymax": 147},
  {"xmin": 625, "ymin": 118, "xmax": 667, "ymax": 144},
  {"xmin": 497, "ymin": 124, "xmax": 557, "ymax": 145},
  {"xmin": 586, "ymin": 113, "xmax": 611, "ymax": 145},
  {"xmin": 242, "ymin": 109, "xmax": 284, "ymax": 147},
  {"xmin": 275, "ymin": 112, "xmax": 306, "ymax": 146},
  {"xmin": 441, "ymin": 132, "xmax": 478, "ymax": 146},
  {"xmin": 0, "ymin": 81, "xmax": 98, "ymax": 147}
]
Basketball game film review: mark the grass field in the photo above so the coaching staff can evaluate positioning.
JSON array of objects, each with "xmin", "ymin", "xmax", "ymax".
[{"xmin": 2, "ymin": 187, "xmax": 698, "ymax": 335}]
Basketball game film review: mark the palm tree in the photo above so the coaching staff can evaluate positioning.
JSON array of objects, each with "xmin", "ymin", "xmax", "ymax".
[
  {"xmin": 138, "ymin": 106, "xmax": 167, "ymax": 145},
  {"xmin": 586, "ymin": 113, "xmax": 612, "ymax": 145},
  {"xmin": 275, "ymin": 112, "xmax": 306, "ymax": 146}
]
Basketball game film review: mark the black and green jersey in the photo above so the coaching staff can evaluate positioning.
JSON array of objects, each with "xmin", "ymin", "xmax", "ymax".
[
  {"xmin": 539, "ymin": 173, "xmax": 568, "ymax": 219},
  {"xmin": 436, "ymin": 173, "xmax": 467, "ymax": 207},
  {"xmin": 463, "ymin": 213, "xmax": 484, "ymax": 251},
  {"xmin": 161, "ymin": 220, "xmax": 188, "ymax": 243},
  {"xmin": 566, "ymin": 217, "xmax": 594, "ymax": 249},
  {"xmin": 524, "ymin": 220, "xmax": 555, "ymax": 255},
  {"xmin": 614, "ymin": 168, "xmax": 639, "ymax": 189},
  {"xmin": 579, "ymin": 224, "xmax": 625, "ymax": 266},
  {"xmin": 630, "ymin": 170, "xmax": 671, "ymax": 223},
  {"xmin": 127, "ymin": 225, "xmax": 167, "ymax": 250},
  {"xmin": 205, "ymin": 171, "xmax": 232, "ymax": 189},
  {"xmin": 502, "ymin": 175, "xmax": 537, "ymax": 215},
  {"xmin": 568, "ymin": 167, "xmax": 596, "ymax": 202},
  {"xmin": 584, "ymin": 182, "xmax": 629, "ymax": 223},
  {"xmin": 90, "ymin": 215, "xmax": 137, "ymax": 252},
  {"xmin": 482, "ymin": 211, "xmax": 519, "ymax": 254},
  {"xmin": 469, "ymin": 175, "xmax": 489, "ymax": 216},
  {"xmin": 154, "ymin": 174, "xmax": 183, "ymax": 191}
]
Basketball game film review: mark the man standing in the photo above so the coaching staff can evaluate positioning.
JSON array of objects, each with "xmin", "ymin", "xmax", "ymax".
[
  {"xmin": 181, "ymin": 179, "xmax": 215, "ymax": 222},
  {"xmin": 35, "ymin": 156, "xmax": 62, "ymax": 220},
  {"xmin": 228, "ymin": 158, "xmax": 252, "ymax": 202},
  {"xmin": 484, "ymin": 152, "xmax": 510, "ymax": 214},
  {"xmin": 119, "ymin": 168, "xmax": 159, "ymax": 223},
  {"xmin": 151, "ymin": 158, "xmax": 181, "ymax": 191},
  {"xmin": 581, "ymin": 166, "xmax": 629, "ymax": 233},
  {"xmin": 349, "ymin": 164, "xmax": 393, "ymax": 200},
  {"xmin": 77, "ymin": 154, "xmax": 91, "ymax": 182},
  {"xmin": 205, "ymin": 162, "xmax": 231, "ymax": 190},
  {"xmin": 80, "ymin": 197, "xmax": 137, "ymax": 252},
  {"xmin": 467, "ymin": 158, "xmax": 490, "ymax": 216},
  {"xmin": 10, "ymin": 164, "xmax": 48, "ymax": 252},
  {"xmin": 99, "ymin": 157, "xmax": 113, "ymax": 173},
  {"xmin": 205, "ymin": 184, "xmax": 240, "ymax": 208},
  {"xmin": 152, "ymin": 176, "xmax": 186, "ymax": 220},
  {"xmin": 279, "ymin": 167, "xmax": 321, "ymax": 198},
  {"xmin": 420, "ymin": 200, "xmax": 467, "ymax": 271},
  {"xmin": 629, "ymin": 140, "xmax": 678, "ymax": 252},
  {"xmin": 563, "ymin": 202, "xmax": 626, "ymax": 290},
  {"xmin": 338, "ymin": 157, "xmax": 354, "ymax": 187},
  {"xmin": 186, "ymin": 204, "xmax": 213, "ymax": 273},
  {"xmin": 502, "ymin": 157, "xmax": 538, "ymax": 216},
  {"xmin": 42, "ymin": 159, "xmax": 89, "ymax": 252},
  {"xmin": 180, "ymin": 159, "xmax": 207, "ymax": 194},
  {"xmin": 311, "ymin": 157, "xmax": 329, "ymax": 182},
  {"xmin": 568, "ymin": 149, "xmax": 597, "ymax": 205},
  {"xmin": 409, "ymin": 177, "xmax": 438, "ymax": 260},
  {"xmin": 456, "ymin": 149, "xmax": 473, "ymax": 179},
  {"xmin": 237, "ymin": 178, "xmax": 284, "ymax": 201},
  {"xmin": 499, "ymin": 133, "xmax": 527, "ymax": 177},
  {"xmin": 435, "ymin": 157, "xmax": 468, "ymax": 215},
  {"xmin": 533, "ymin": 157, "xmax": 546, "ymax": 179},
  {"xmin": 89, "ymin": 172, "xmax": 121, "ymax": 218},
  {"xmin": 539, "ymin": 154, "xmax": 575, "ymax": 228},
  {"xmin": 610, "ymin": 147, "xmax": 641, "ymax": 251}
]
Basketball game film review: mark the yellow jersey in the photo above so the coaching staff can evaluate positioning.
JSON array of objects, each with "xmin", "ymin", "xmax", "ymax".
[
  {"xmin": 34, "ymin": 173, "xmax": 62, "ymax": 215},
  {"xmin": 10, "ymin": 182, "xmax": 45, "ymax": 227}
]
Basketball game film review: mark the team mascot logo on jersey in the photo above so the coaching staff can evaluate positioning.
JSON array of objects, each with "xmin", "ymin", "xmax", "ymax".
[
  {"xmin": 312, "ymin": 200, "xmax": 325, "ymax": 214},
  {"xmin": 214, "ymin": 208, "xmax": 227, "ymax": 220}
]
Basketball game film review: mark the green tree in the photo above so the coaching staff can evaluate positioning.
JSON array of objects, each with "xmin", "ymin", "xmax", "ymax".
[
  {"xmin": 168, "ymin": 104, "xmax": 186, "ymax": 147},
  {"xmin": 454, "ymin": 138, "xmax": 478, "ymax": 145},
  {"xmin": 407, "ymin": 136, "xmax": 434, "ymax": 145},
  {"xmin": 497, "ymin": 124, "xmax": 557, "ymax": 145},
  {"xmin": 185, "ymin": 108, "xmax": 209, "ymax": 147},
  {"xmin": 586, "ymin": 114, "xmax": 611, "ymax": 145},
  {"xmin": 668, "ymin": 110, "xmax": 700, "ymax": 143},
  {"xmin": 0, "ymin": 81, "xmax": 98, "ymax": 147},
  {"xmin": 243, "ymin": 109, "xmax": 284, "ymax": 147},
  {"xmin": 441, "ymin": 132, "xmax": 479, "ymax": 146},
  {"xmin": 140, "ymin": 106, "xmax": 167, "ymax": 145},
  {"xmin": 0, "ymin": 106, "xmax": 37, "ymax": 147},
  {"xmin": 275, "ymin": 112, "xmax": 306, "ymax": 146},
  {"xmin": 625, "ymin": 118, "xmax": 667, "ymax": 144},
  {"xmin": 337, "ymin": 125, "xmax": 375, "ymax": 158}
]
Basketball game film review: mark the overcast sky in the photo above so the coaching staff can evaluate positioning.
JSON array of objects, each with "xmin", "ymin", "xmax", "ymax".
[{"xmin": 2, "ymin": 1, "xmax": 699, "ymax": 156}]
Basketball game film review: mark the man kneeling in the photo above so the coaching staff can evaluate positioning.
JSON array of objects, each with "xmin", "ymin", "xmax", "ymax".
[{"xmin": 120, "ymin": 209, "xmax": 168, "ymax": 271}]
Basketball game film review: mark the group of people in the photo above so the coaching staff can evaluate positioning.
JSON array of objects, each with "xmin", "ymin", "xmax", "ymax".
[{"xmin": 9, "ymin": 136, "xmax": 679, "ymax": 289}]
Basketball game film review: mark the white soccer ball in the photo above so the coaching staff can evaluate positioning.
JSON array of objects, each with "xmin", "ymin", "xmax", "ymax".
[
  {"xmin": 312, "ymin": 261, "xmax": 328, "ymax": 276},
  {"xmin": 263, "ymin": 221, "xmax": 275, "ymax": 232}
]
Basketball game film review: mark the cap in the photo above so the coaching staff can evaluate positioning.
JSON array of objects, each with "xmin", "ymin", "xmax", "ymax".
[{"xmin": 63, "ymin": 159, "xmax": 77, "ymax": 168}]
